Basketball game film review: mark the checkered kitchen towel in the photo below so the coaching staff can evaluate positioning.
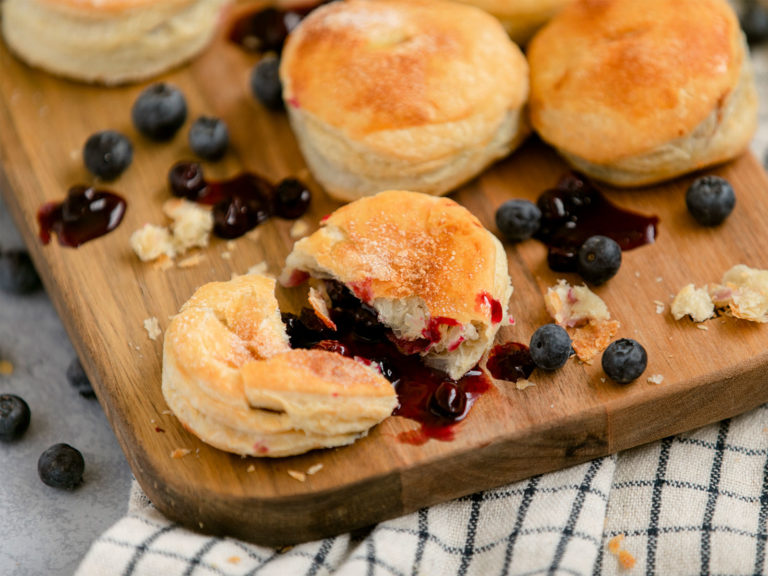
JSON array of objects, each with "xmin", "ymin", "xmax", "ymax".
[
  {"xmin": 76, "ymin": 404, "xmax": 768, "ymax": 576},
  {"xmin": 77, "ymin": 3, "xmax": 768, "ymax": 574}
]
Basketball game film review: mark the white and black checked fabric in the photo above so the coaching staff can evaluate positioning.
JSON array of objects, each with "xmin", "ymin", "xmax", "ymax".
[
  {"xmin": 76, "ymin": 404, "xmax": 768, "ymax": 576},
  {"xmin": 77, "ymin": 4, "xmax": 768, "ymax": 574}
]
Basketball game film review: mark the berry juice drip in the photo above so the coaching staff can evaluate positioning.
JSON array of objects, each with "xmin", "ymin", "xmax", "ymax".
[
  {"xmin": 283, "ymin": 280, "xmax": 492, "ymax": 444},
  {"xmin": 37, "ymin": 185, "xmax": 126, "ymax": 248},
  {"xmin": 535, "ymin": 173, "xmax": 659, "ymax": 272},
  {"xmin": 228, "ymin": 3, "xmax": 325, "ymax": 52},
  {"xmin": 486, "ymin": 342, "xmax": 535, "ymax": 383},
  {"xmin": 168, "ymin": 161, "xmax": 310, "ymax": 239}
]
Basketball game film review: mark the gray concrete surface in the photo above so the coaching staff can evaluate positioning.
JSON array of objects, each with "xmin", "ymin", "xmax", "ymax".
[{"xmin": 0, "ymin": 197, "xmax": 133, "ymax": 576}]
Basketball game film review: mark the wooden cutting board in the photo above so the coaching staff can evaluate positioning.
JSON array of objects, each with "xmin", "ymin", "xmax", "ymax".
[{"xmin": 2, "ymin": 6, "xmax": 768, "ymax": 546}]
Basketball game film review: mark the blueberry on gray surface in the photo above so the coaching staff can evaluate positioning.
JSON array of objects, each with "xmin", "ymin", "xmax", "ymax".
[
  {"xmin": 602, "ymin": 338, "xmax": 647, "ymax": 384},
  {"xmin": 741, "ymin": 2, "xmax": 768, "ymax": 45},
  {"xmin": 38, "ymin": 443, "xmax": 85, "ymax": 489},
  {"xmin": 66, "ymin": 357, "xmax": 95, "ymax": 399},
  {"xmin": 495, "ymin": 199, "xmax": 541, "ymax": 242},
  {"xmin": 250, "ymin": 55, "xmax": 284, "ymax": 110},
  {"xmin": 577, "ymin": 235, "xmax": 622, "ymax": 285},
  {"xmin": 131, "ymin": 83, "xmax": 188, "ymax": 141},
  {"xmin": 0, "ymin": 249, "xmax": 41, "ymax": 294},
  {"xmin": 188, "ymin": 116, "xmax": 230, "ymax": 161},
  {"xmin": 529, "ymin": 324, "xmax": 572, "ymax": 371},
  {"xmin": 82, "ymin": 130, "xmax": 133, "ymax": 180},
  {"xmin": 685, "ymin": 176, "xmax": 735, "ymax": 226},
  {"xmin": 0, "ymin": 394, "xmax": 31, "ymax": 441},
  {"xmin": 274, "ymin": 178, "xmax": 311, "ymax": 219}
]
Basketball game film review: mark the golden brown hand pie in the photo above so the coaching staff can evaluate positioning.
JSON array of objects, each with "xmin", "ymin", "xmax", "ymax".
[
  {"xmin": 280, "ymin": 190, "xmax": 513, "ymax": 380},
  {"xmin": 162, "ymin": 274, "xmax": 397, "ymax": 457},
  {"xmin": 528, "ymin": 0, "xmax": 757, "ymax": 187},
  {"xmin": 2, "ymin": 0, "xmax": 229, "ymax": 85},
  {"xmin": 279, "ymin": 0, "xmax": 530, "ymax": 201}
]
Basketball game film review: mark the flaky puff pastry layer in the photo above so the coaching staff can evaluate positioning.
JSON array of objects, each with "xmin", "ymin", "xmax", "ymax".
[
  {"xmin": 281, "ymin": 190, "xmax": 513, "ymax": 380},
  {"xmin": 2, "ymin": 0, "xmax": 228, "ymax": 85},
  {"xmin": 279, "ymin": 0, "xmax": 529, "ymax": 201},
  {"xmin": 162, "ymin": 274, "xmax": 397, "ymax": 457},
  {"xmin": 528, "ymin": 0, "xmax": 757, "ymax": 187}
]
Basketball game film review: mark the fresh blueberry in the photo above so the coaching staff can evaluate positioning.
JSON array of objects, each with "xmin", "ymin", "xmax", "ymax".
[
  {"xmin": 131, "ymin": 83, "xmax": 188, "ymax": 141},
  {"xmin": 741, "ymin": 2, "xmax": 768, "ymax": 45},
  {"xmin": 429, "ymin": 381, "xmax": 467, "ymax": 418},
  {"xmin": 602, "ymin": 338, "xmax": 647, "ymax": 384},
  {"xmin": 577, "ymin": 235, "xmax": 622, "ymax": 285},
  {"xmin": 274, "ymin": 178, "xmax": 311, "ymax": 219},
  {"xmin": 188, "ymin": 116, "xmax": 229, "ymax": 161},
  {"xmin": 0, "ymin": 394, "xmax": 31, "ymax": 441},
  {"xmin": 38, "ymin": 443, "xmax": 84, "ymax": 489},
  {"xmin": 168, "ymin": 161, "xmax": 207, "ymax": 201},
  {"xmin": 495, "ymin": 199, "xmax": 541, "ymax": 242},
  {"xmin": 529, "ymin": 324, "xmax": 572, "ymax": 371},
  {"xmin": 66, "ymin": 357, "xmax": 95, "ymax": 399},
  {"xmin": 685, "ymin": 176, "xmax": 735, "ymax": 226},
  {"xmin": 250, "ymin": 55, "xmax": 283, "ymax": 110},
  {"xmin": 0, "ymin": 249, "xmax": 41, "ymax": 295},
  {"xmin": 82, "ymin": 130, "xmax": 133, "ymax": 180}
]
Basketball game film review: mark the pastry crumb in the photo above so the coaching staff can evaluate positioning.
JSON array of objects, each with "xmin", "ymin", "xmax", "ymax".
[
  {"xmin": 697, "ymin": 324, "xmax": 709, "ymax": 331},
  {"xmin": 656, "ymin": 276, "xmax": 663, "ymax": 283},
  {"xmin": 246, "ymin": 228, "xmax": 262, "ymax": 242},
  {"xmin": 307, "ymin": 463, "xmax": 324, "ymax": 475},
  {"xmin": 647, "ymin": 374, "xmax": 664, "ymax": 385},
  {"xmin": 221, "ymin": 251, "xmax": 232, "ymax": 260},
  {"xmin": 247, "ymin": 262, "xmax": 269, "ymax": 276},
  {"xmin": 608, "ymin": 534, "xmax": 625, "ymax": 554},
  {"xmin": 515, "ymin": 379, "xmax": 536, "ymax": 390},
  {"xmin": 653, "ymin": 300, "xmax": 665, "ymax": 314},
  {"xmin": 0, "ymin": 360, "xmax": 13, "ymax": 375},
  {"xmin": 290, "ymin": 219, "xmax": 310, "ymax": 238},
  {"xmin": 131, "ymin": 199, "xmax": 213, "ymax": 264},
  {"xmin": 143, "ymin": 317, "xmax": 162, "ymax": 341},
  {"xmin": 171, "ymin": 448, "xmax": 192, "ymax": 459},
  {"xmin": 162, "ymin": 409, "xmax": 173, "ymax": 416},
  {"xmin": 287, "ymin": 469, "xmax": 306, "ymax": 482},
  {"xmin": 226, "ymin": 240, "xmax": 236, "ymax": 251},
  {"xmin": 247, "ymin": 464, "xmax": 256, "ymax": 473},
  {"xmin": 618, "ymin": 550, "xmax": 636, "ymax": 570},
  {"xmin": 177, "ymin": 253, "xmax": 205, "ymax": 268},
  {"xmin": 671, "ymin": 284, "xmax": 714, "ymax": 322}
]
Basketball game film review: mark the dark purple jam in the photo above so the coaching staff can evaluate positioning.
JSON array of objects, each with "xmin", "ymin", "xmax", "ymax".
[
  {"xmin": 37, "ymin": 185, "xmax": 126, "ymax": 248},
  {"xmin": 168, "ymin": 161, "xmax": 310, "ymax": 239},
  {"xmin": 283, "ymin": 280, "xmax": 492, "ymax": 444},
  {"xmin": 486, "ymin": 342, "xmax": 535, "ymax": 383},
  {"xmin": 535, "ymin": 173, "xmax": 658, "ymax": 272},
  {"xmin": 228, "ymin": 3, "xmax": 324, "ymax": 53}
]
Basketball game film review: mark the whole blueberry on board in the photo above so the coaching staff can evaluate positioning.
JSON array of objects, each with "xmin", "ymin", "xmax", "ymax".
[
  {"xmin": 188, "ymin": 116, "xmax": 229, "ymax": 161},
  {"xmin": 83, "ymin": 130, "xmax": 133, "ymax": 180},
  {"xmin": 0, "ymin": 394, "xmax": 31, "ymax": 441},
  {"xmin": 577, "ymin": 235, "xmax": 622, "ymax": 285},
  {"xmin": 38, "ymin": 443, "xmax": 85, "ymax": 489},
  {"xmin": 274, "ymin": 178, "xmax": 311, "ymax": 219},
  {"xmin": 529, "ymin": 324, "xmax": 572, "ymax": 371},
  {"xmin": 131, "ymin": 83, "xmax": 188, "ymax": 141},
  {"xmin": 602, "ymin": 338, "xmax": 647, "ymax": 384},
  {"xmin": 250, "ymin": 55, "xmax": 284, "ymax": 110},
  {"xmin": 685, "ymin": 176, "xmax": 735, "ymax": 227},
  {"xmin": 741, "ymin": 2, "xmax": 768, "ymax": 45},
  {"xmin": 495, "ymin": 199, "xmax": 541, "ymax": 242},
  {"xmin": 0, "ymin": 249, "xmax": 41, "ymax": 295}
]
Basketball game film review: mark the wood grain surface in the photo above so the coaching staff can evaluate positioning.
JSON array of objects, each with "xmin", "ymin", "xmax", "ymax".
[{"xmin": 2, "ymin": 6, "xmax": 768, "ymax": 545}]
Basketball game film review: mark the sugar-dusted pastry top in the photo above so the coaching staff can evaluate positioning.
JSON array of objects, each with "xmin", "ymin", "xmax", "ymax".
[
  {"xmin": 280, "ymin": 0, "xmax": 527, "ymax": 151},
  {"xmin": 283, "ymin": 190, "xmax": 510, "ymax": 327},
  {"xmin": 528, "ymin": 0, "xmax": 745, "ymax": 164}
]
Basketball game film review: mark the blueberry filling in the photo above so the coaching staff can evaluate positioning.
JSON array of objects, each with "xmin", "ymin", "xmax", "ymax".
[{"xmin": 282, "ymin": 279, "xmax": 491, "ymax": 438}]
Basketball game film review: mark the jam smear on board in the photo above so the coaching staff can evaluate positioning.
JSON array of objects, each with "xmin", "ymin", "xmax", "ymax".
[
  {"xmin": 486, "ymin": 342, "xmax": 535, "ymax": 383},
  {"xmin": 535, "ymin": 173, "xmax": 659, "ymax": 272},
  {"xmin": 284, "ymin": 280, "xmax": 492, "ymax": 444},
  {"xmin": 168, "ymin": 161, "xmax": 310, "ymax": 239},
  {"xmin": 37, "ymin": 185, "xmax": 126, "ymax": 248},
  {"xmin": 228, "ymin": 2, "xmax": 329, "ymax": 53}
]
